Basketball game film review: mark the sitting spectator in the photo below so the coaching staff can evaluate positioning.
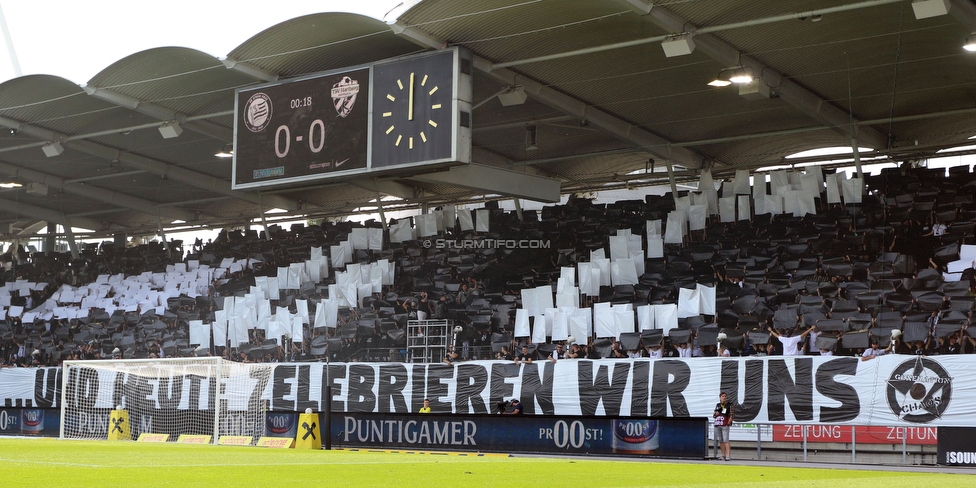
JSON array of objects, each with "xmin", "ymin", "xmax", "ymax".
[{"xmin": 444, "ymin": 345, "xmax": 460, "ymax": 365}]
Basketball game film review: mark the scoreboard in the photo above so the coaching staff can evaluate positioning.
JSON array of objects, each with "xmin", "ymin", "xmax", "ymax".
[{"xmin": 232, "ymin": 48, "xmax": 470, "ymax": 190}]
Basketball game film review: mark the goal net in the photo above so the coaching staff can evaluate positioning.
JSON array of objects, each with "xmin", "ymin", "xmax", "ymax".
[{"xmin": 60, "ymin": 358, "xmax": 274, "ymax": 444}]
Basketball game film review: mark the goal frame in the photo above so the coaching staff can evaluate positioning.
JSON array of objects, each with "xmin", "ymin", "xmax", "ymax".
[{"xmin": 60, "ymin": 357, "xmax": 232, "ymax": 443}]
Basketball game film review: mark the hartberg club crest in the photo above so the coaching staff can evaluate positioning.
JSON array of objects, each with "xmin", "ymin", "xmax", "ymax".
[
  {"xmin": 243, "ymin": 92, "xmax": 273, "ymax": 132},
  {"xmin": 886, "ymin": 356, "xmax": 952, "ymax": 423},
  {"xmin": 331, "ymin": 76, "xmax": 359, "ymax": 118}
]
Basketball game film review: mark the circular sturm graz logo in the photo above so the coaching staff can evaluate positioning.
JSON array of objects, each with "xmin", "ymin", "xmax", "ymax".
[
  {"xmin": 886, "ymin": 357, "xmax": 952, "ymax": 423},
  {"xmin": 243, "ymin": 92, "xmax": 273, "ymax": 132}
]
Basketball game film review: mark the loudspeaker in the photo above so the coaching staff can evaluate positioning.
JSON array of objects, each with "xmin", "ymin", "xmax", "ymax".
[
  {"xmin": 42, "ymin": 142, "xmax": 64, "ymax": 157},
  {"xmin": 525, "ymin": 125, "xmax": 538, "ymax": 151},
  {"xmin": 158, "ymin": 121, "xmax": 183, "ymax": 139},
  {"xmin": 662, "ymin": 35, "xmax": 695, "ymax": 57},
  {"xmin": 498, "ymin": 87, "xmax": 527, "ymax": 106},
  {"xmin": 912, "ymin": 0, "xmax": 950, "ymax": 19},
  {"xmin": 739, "ymin": 79, "xmax": 771, "ymax": 100},
  {"xmin": 27, "ymin": 183, "xmax": 48, "ymax": 195}
]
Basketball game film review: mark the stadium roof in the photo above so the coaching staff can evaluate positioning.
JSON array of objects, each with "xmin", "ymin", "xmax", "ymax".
[{"xmin": 0, "ymin": 0, "xmax": 973, "ymax": 239}]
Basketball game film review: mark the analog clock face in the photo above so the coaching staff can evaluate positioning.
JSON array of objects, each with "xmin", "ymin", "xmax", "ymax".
[
  {"xmin": 371, "ymin": 51, "xmax": 456, "ymax": 169},
  {"xmin": 382, "ymin": 71, "xmax": 441, "ymax": 150}
]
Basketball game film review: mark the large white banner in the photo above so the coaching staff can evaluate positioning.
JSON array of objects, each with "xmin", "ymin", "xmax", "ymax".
[{"xmin": 10, "ymin": 355, "xmax": 972, "ymax": 427}]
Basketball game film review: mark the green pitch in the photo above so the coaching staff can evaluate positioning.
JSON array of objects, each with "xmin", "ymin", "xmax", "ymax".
[{"xmin": 0, "ymin": 438, "xmax": 972, "ymax": 488}]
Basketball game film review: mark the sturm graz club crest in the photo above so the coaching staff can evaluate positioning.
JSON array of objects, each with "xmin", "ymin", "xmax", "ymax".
[
  {"xmin": 886, "ymin": 357, "xmax": 952, "ymax": 423},
  {"xmin": 331, "ymin": 76, "xmax": 360, "ymax": 118},
  {"xmin": 243, "ymin": 92, "xmax": 273, "ymax": 132}
]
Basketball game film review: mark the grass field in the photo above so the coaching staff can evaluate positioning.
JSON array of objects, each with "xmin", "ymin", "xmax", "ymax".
[{"xmin": 1, "ymin": 437, "xmax": 973, "ymax": 487}]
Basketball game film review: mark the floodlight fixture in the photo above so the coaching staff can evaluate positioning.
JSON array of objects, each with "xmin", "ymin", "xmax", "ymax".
[
  {"xmin": 215, "ymin": 144, "xmax": 234, "ymax": 158},
  {"xmin": 729, "ymin": 67, "xmax": 754, "ymax": 84},
  {"xmin": 964, "ymin": 34, "xmax": 976, "ymax": 52},
  {"xmin": 708, "ymin": 69, "xmax": 733, "ymax": 87},
  {"xmin": 708, "ymin": 66, "xmax": 753, "ymax": 87}
]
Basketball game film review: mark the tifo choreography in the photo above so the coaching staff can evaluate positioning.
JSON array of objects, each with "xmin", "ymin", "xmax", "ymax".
[{"xmin": 4, "ymin": 355, "xmax": 968, "ymax": 427}]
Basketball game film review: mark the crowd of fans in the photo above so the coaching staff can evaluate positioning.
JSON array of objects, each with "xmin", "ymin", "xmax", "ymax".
[{"xmin": 3, "ymin": 164, "xmax": 976, "ymax": 368}]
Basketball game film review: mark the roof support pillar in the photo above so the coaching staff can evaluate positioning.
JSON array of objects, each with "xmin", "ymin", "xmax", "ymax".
[
  {"xmin": 666, "ymin": 160, "xmax": 679, "ymax": 201},
  {"xmin": 258, "ymin": 194, "xmax": 270, "ymax": 241},
  {"xmin": 156, "ymin": 216, "xmax": 170, "ymax": 258},
  {"xmin": 63, "ymin": 225, "xmax": 79, "ymax": 259},
  {"xmin": 375, "ymin": 192, "xmax": 388, "ymax": 232},
  {"xmin": 45, "ymin": 222, "xmax": 56, "ymax": 253},
  {"xmin": 851, "ymin": 137, "xmax": 864, "ymax": 180}
]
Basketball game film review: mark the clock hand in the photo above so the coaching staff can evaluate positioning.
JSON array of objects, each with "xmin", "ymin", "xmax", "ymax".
[{"xmin": 408, "ymin": 72, "xmax": 415, "ymax": 121}]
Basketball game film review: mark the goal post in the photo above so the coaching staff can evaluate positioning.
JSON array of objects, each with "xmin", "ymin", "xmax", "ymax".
[{"xmin": 60, "ymin": 358, "xmax": 274, "ymax": 444}]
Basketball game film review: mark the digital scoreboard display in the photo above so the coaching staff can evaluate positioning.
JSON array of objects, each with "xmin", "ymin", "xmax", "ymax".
[
  {"xmin": 233, "ymin": 68, "xmax": 370, "ymax": 189},
  {"xmin": 232, "ymin": 49, "xmax": 470, "ymax": 190}
]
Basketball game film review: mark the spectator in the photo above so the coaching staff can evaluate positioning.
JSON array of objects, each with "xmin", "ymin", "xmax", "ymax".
[
  {"xmin": 769, "ymin": 326, "xmax": 813, "ymax": 356},
  {"xmin": 549, "ymin": 343, "xmax": 565, "ymax": 362},
  {"xmin": 417, "ymin": 292, "xmax": 432, "ymax": 321},
  {"xmin": 861, "ymin": 339, "xmax": 894, "ymax": 361},
  {"xmin": 713, "ymin": 392, "xmax": 734, "ymax": 461},
  {"xmin": 506, "ymin": 399, "xmax": 523, "ymax": 415},
  {"xmin": 940, "ymin": 333, "xmax": 962, "ymax": 355},
  {"xmin": 433, "ymin": 294, "xmax": 449, "ymax": 319},
  {"xmin": 444, "ymin": 345, "xmax": 460, "ymax": 365}
]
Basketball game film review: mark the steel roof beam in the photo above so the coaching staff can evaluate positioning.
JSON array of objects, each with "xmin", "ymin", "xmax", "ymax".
[
  {"xmin": 348, "ymin": 178, "xmax": 423, "ymax": 201},
  {"xmin": 472, "ymin": 145, "xmax": 567, "ymax": 181},
  {"xmin": 0, "ymin": 158, "xmax": 198, "ymax": 222},
  {"xmin": 949, "ymin": 0, "xmax": 976, "ymax": 29},
  {"xmin": 0, "ymin": 197, "xmax": 104, "ymax": 231},
  {"xmin": 0, "ymin": 115, "xmax": 301, "ymax": 213},
  {"xmin": 407, "ymin": 163, "xmax": 561, "ymax": 203},
  {"xmin": 220, "ymin": 58, "xmax": 279, "ymax": 83},
  {"xmin": 83, "ymin": 86, "xmax": 234, "ymax": 142},
  {"xmin": 615, "ymin": 0, "xmax": 889, "ymax": 151},
  {"xmin": 389, "ymin": 23, "xmax": 706, "ymax": 169}
]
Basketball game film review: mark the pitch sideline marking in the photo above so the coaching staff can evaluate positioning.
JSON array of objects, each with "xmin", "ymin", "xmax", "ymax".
[
  {"xmin": 341, "ymin": 448, "xmax": 511, "ymax": 458},
  {"xmin": 0, "ymin": 457, "xmax": 103, "ymax": 468},
  {"xmin": 0, "ymin": 457, "xmax": 487, "ymax": 469}
]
